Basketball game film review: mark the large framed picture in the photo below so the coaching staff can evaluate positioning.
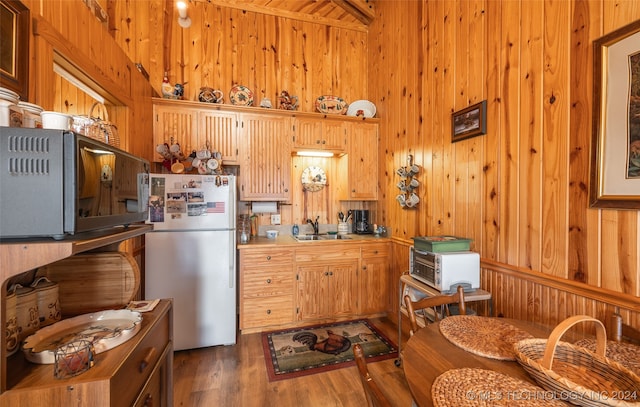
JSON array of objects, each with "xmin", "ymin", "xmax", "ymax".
[
  {"xmin": 0, "ymin": 0, "xmax": 29, "ymax": 100},
  {"xmin": 451, "ymin": 100, "xmax": 487, "ymax": 143},
  {"xmin": 590, "ymin": 19, "xmax": 640, "ymax": 209}
]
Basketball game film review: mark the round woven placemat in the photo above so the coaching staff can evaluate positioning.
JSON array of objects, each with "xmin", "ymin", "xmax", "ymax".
[
  {"xmin": 432, "ymin": 368, "xmax": 569, "ymax": 406},
  {"xmin": 574, "ymin": 338, "xmax": 640, "ymax": 376},
  {"xmin": 439, "ymin": 316, "xmax": 534, "ymax": 360}
]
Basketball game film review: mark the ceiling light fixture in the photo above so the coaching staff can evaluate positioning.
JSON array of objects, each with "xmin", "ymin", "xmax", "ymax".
[
  {"xmin": 176, "ymin": 1, "xmax": 191, "ymax": 28},
  {"xmin": 296, "ymin": 151, "xmax": 334, "ymax": 158}
]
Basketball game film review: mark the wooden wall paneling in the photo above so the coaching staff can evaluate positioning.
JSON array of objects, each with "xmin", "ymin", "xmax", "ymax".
[
  {"xmin": 518, "ymin": 0, "xmax": 543, "ymax": 271},
  {"xmin": 568, "ymin": 0, "xmax": 599, "ymax": 286},
  {"xmin": 540, "ymin": 0, "xmax": 570, "ymax": 278},
  {"xmin": 453, "ymin": 0, "xmax": 470, "ymax": 238},
  {"xmin": 481, "ymin": 0, "xmax": 501, "ymax": 261},
  {"xmin": 498, "ymin": 0, "xmax": 520, "ymax": 266},
  {"xmin": 441, "ymin": 0, "xmax": 456, "ymax": 237},
  {"xmin": 601, "ymin": 211, "xmax": 639, "ymax": 295},
  {"xmin": 427, "ymin": 0, "xmax": 445, "ymax": 239},
  {"xmin": 465, "ymin": 0, "xmax": 485, "ymax": 251}
]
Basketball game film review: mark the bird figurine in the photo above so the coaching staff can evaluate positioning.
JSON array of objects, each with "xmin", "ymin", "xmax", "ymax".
[
  {"xmin": 292, "ymin": 330, "xmax": 351, "ymax": 355},
  {"xmin": 161, "ymin": 72, "xmax": 174, "ymax": 98}
]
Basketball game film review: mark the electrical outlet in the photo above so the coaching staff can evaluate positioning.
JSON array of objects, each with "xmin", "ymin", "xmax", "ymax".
[{"xmin": 271, "ymin": 214, "xmax": 281, "ymax": 225}]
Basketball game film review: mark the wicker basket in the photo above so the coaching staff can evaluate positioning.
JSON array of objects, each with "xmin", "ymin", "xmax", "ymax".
[{"xmin": 514, "ymin": 315, "xmax": 640, "ymax": 407}]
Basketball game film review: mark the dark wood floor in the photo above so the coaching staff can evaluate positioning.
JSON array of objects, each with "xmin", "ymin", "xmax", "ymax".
[{"xmin": 173, "ymin": 317, "xmax": 413, "ymax": 406}]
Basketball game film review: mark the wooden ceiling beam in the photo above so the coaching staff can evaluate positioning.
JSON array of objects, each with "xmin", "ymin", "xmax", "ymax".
[
  {"xmin": 197, "ymin": 0, "xmax": 369, "ymax": 32},
  {"xmin": 331, "ymin": 0, "xmax": 375, "ymax": 25}
]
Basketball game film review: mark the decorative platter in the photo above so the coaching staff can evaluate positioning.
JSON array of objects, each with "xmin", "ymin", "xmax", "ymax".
[
  {"xmin": 229, "ymin": 85, "xmax": 254, "ymax": 106},
  {"xmin": 315, "ymin": 95, "xmax": 348, "ymax": 115},
  {"xmin": 23, "ymin": 309, "xmax": 142, "ymax": 364},
  {"xmin": 346, "ymin": 100, "xmax": 376, "ymax": 118}
]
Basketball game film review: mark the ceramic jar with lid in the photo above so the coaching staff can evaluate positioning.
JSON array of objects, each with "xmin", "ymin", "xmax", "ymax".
[
  {"xmin": 0, "ymin": 86, "xmax": 20, "ymax": 127},
  {"xmin": 31, "ymin": 277, "xmax": 61, "ymax": 327},
  {"xmin": 18, "ymin": 102, "xmax": 44, "ymax": 128},
  {"xmin": 5, "ymin": 289, "xmax": 19, "ymax": 356},
  {"xmin": 10, "ymin": 284, "xmax": 40, "ymax": 342}
]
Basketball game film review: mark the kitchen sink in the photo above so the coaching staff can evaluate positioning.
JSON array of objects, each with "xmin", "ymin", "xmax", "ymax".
[{"xmin": 294, "ymin": 234, "xmax": 352, "ymax": 242}]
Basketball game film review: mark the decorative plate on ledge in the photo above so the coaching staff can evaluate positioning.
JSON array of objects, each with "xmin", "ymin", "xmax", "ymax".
[
  {"xmin": 229, "ymin": 85, "xmax": 254, "ymax": 106},
  {"xmin": 23, "ymin": 309, "xmax": 142, "ymax": 364},
  {"xmin": 315, "ymin": 95, "xmax": 348, "ymax": 115}
]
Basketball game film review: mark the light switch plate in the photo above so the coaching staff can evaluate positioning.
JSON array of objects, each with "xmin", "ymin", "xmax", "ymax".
[{"xmin": 271, "ymin": 214, "xmax": 281, "ymax": 225}]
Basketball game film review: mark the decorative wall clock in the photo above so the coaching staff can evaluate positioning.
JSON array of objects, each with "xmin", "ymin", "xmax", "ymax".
[{"xmin": 301, "ymin": 166, "xmax": 327, "ymax": 192}]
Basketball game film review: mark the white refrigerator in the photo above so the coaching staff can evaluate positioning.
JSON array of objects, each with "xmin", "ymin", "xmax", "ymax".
[{"xmin": 145, "ymin": 174, "xmax": 236, "ymax": 350}]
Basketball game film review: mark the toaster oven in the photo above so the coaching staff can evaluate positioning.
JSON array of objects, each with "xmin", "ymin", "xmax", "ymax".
[{"xmin": 409, "ymin": 247, "xmax": 480, "ymax": 293}]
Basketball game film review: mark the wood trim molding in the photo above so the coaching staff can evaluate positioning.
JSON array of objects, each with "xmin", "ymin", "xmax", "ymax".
[{"xmin": 480, "ymin": 258, "xmax": 640, "ymax": 313}]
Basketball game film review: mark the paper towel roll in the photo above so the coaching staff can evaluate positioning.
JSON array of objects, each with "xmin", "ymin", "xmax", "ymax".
[{"xmin": 251, "ymin": 202, "xmax": 278, "ymax": 213}]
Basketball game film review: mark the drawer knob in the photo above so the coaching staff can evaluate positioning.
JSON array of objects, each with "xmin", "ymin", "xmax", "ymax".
[
  {"xmin": 266, "ymin": 309, "xmax": 271, "ymax": 315},
  {"xmin": 266, "ymin": 256, "xmax": 271, "ymax": 260},
  {"xmin": 139, "ymin": 347, "xmax": 157, "ymax": 373},
  {"xmin": 266, "ymin": 278, "xmax": 272, "ymax": 284},
  {"xmin": 143, "ymin": 394, "xmax": 154, "ymax": 407}
]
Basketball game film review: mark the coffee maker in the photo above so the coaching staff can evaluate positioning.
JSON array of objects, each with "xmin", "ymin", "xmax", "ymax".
[{"xmin": 352, "ymin": 210, "xmax": 372, "ymax": 234}]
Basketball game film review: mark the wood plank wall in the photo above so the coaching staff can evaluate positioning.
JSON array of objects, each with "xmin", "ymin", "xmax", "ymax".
[{"xmin": 368, "ymin": 1, "xmax": 640, "ymax": 306}]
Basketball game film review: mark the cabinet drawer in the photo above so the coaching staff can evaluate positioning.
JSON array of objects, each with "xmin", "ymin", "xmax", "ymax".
[
  {"xmin": 241, "ymin": 296, "xmax": 293, "ymax": 328},
  {"xmin": 243, "ymin": 270, "xmax": 293, "ymax": 298},
  {"xmin": 295, "ymin": 247, "xmax": 360, "ymax": 262},
  {"xmin": 111, "ymin": 309, "xmax": 171, "ymax": 406},
  {"xmin": 361, "ymin": 243, "xmax": 390, "ymax": 258},
  {"xmin": 241, "ymin": 249, "xmax": 294, "ymax": 266}
]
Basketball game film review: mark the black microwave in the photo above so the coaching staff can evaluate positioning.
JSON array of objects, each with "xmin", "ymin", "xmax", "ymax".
[{"xmin": 0, "ymin": 127, "xmax": 149, "ymax": 239}]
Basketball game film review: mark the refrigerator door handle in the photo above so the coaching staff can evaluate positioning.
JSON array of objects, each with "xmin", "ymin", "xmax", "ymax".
[{"xmin": 229, "ymin": 239, "xmax": 235, "ymax": 289}]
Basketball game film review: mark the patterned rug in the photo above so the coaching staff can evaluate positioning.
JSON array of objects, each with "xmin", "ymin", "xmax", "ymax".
[{"xmin": 262, "ymin": 319, "xmax": 398, "ymax": 381}]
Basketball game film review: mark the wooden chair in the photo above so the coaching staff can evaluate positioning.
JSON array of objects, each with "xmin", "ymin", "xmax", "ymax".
[
  {"xmin": 353, "ymin": 344, "xmax": 392, "ymax": 407},
  {"xmin": 404, "ymin": 285, "xmax": 467, "ymax": 336},
  {"xmin": 609, "ymin": 307, "xmax": 640, "ymax": 345}
]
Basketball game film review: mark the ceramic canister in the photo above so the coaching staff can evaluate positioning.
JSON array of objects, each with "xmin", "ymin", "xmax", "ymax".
[
  {"xmin": 18, "ymin": 102, "xmax": 43, "ymax": 128},
  {"xmin": 5, "ymin": 289, "xmax": 18, "ymax": 356},
  {"xmin": 31, "ymin": 277, "xmax": 61, "ymax": 327},
  {"xmin": 11, "ymin": 284, "xmax": 40, "ymax": 342}
]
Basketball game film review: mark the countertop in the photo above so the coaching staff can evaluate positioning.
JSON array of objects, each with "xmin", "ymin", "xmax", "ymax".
[{"xmin": 236, "ymin": 234, "xmax": 390, "ymax": 249}]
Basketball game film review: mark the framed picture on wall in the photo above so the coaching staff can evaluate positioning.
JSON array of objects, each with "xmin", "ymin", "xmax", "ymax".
[
  {"xmin": 590, "ymin": 19, "xmax": 640, "ymax": 209},
  {"xmin": 0, "ymin": 0, "xmax": 29, "ymax": 100},
  {"xmin": 451, "ymin": 100, "xmax": 487, "ymax": 143}
]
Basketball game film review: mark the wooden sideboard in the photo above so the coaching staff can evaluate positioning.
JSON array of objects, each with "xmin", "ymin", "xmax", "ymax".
[{"xmin": 0, "ymin": 225, "xmax": 174, "ymax": 406}]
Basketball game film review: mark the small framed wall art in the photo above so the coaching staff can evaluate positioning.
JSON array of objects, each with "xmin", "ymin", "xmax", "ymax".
[{"xmin": 451, "ymin": 100, "xmax": 487, "ymax": 143}]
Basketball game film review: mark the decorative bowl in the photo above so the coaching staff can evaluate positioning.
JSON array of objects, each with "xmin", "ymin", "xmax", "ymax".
[{"xmin": 346, "ymin": 100, "xmax": 376, "ymax": 118}]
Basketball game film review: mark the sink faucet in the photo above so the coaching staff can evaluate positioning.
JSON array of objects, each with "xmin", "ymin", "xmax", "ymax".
[{"xmin": 306, "ymin": 216, "xmax": 320, "ymax": 235}]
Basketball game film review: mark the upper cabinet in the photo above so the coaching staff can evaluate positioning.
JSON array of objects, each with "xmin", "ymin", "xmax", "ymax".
[
  {"xmin": 151, "ymin": 99, "xmax": 378, "ymax": 202},
  {"xmin": 337, "ymin": 121, "xmax": 379, "ymax": 200},
  {"xmin": 293, "ymin": 117, "xmax": 347, "ymax": 153},
  {"xmin": 238, "ymin": 113, "xmax": 293, "ymax": 201},
  {"xmin": 152, "ymin": 99, "xmax": 239, "ymax": 164}
]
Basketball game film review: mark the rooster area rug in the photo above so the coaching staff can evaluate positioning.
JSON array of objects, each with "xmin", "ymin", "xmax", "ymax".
[{"xmin": 262, "ymin": 319, "xmax": 398, "ymax": 381}]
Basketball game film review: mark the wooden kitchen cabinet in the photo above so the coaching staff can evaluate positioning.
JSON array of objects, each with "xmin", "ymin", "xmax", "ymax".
[
  {"xmin": 152, "ymin": 99, "xmax": 240, "ymax": 164},
  {"xmin": 296, "ymin": 262, "xmax": 358, "ymax": 321},
  {"xmin": 292, "ymin": 117, "xmax": 347, "ymax": 153},
  {"xmin": 359, "ymin": 242, "xmax": 391, "ymax": 315},
  {"xmin": 295, "ymin": 247, "xmax": 359, "ymax": 321},
  {"xmin": 238, "ymin": 113, "xmax": 293, "ymax": 201},
  {"xmin": 152, "ymin": 101, "xmax": 199, "ymax": 160},
  {"xmin": 239, "ymin": 248, "xmax": 295, "ymax": 332},
  {"xmin": 337, "ymin": 121, "xmax": 379, "ymax": 200},
  {"xmin": 199, "ymin": 110, "xmax": 239, "ymax": 164}
]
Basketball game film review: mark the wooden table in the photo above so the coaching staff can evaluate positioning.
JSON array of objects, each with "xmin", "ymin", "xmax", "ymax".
[{"xmin": 402, "ymin": 318, "xmax": 554, "ymax": 407}]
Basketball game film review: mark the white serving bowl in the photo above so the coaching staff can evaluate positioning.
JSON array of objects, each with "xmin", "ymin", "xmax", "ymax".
[
  {"xmin": 266, "ymin": 230, "xmax": 279, "ymax": 239},
  {"xmin": 346, "ymin": 100, "xmax": 376, "ymax": 118},
  {"xmin": 41, "ymin": 111, "xmax": 71, "ymax": 130}
]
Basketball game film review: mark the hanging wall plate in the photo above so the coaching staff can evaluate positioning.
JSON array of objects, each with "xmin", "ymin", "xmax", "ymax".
[{"xmin": 301, "ymin": 166, "xmax": 327, "ymax": 192}]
